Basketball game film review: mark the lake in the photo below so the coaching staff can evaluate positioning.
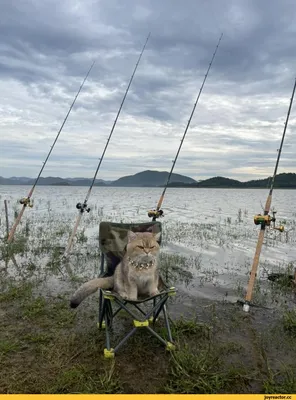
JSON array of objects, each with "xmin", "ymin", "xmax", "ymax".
[{"xmin": 0, "ymin": 185, "xmax": 295, "ymax": 306}]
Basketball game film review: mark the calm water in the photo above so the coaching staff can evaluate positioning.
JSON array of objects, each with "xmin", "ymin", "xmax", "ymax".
[{"xmin": 1, "ymin": 185, "xmax": 295, "ymax": 304}]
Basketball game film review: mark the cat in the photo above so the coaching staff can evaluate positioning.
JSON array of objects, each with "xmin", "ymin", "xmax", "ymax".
[{"xmin": 70, "ymin": 230, "xmax": 161, "ymax": 308}]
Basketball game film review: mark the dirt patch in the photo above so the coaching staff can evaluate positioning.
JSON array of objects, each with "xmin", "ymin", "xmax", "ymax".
[{"xmin": 0, "ymin": 277, "xmax": 295, "ymax": 394}]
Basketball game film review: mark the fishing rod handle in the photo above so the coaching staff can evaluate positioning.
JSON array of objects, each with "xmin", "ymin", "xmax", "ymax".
[
  {"xmin": 244, "ymin": 229, "xmax": 265, "ymax": 304},
  {"xmin": 7, "ymin": 205, "xmax": 26, "ymax": 243}
]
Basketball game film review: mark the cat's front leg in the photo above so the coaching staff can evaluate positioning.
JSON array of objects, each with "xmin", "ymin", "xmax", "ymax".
[
  {"xmin": 148, "ymin": 272, "xmax": 160, "ymax": 297},
  {"xmin": 127, "ymin": 284, "xmax": 138, "ymax": 301},
  {"xmin": 118, "ymin": 289, "xmax": 128, "ymax": 299},
  {"xmin": 115, "ymin": 280, "xmax": 128, "ymax": 299},
  {"xmin": 148, "ymin": 283, "xmax": 159, "ymax": 297}
]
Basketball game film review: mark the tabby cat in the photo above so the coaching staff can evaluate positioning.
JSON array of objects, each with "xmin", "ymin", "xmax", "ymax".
[{"xmin": 70, "ymin": 230, "xmax": 161, "ymax": 308}]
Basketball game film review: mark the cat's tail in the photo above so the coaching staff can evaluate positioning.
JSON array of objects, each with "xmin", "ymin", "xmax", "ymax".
[{"xmin": 70, "ymin": 276, "xmax": 114, "ymax": 308}]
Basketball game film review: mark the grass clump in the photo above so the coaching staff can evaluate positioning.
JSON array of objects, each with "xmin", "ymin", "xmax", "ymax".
[
  {"xmin": 170, "ymin": 316, "xmax": 211, "ymax": 339},
  {"xmin": 263, "ymin": 365, "xmax": 296, "ymax": 394},
  {"xmin": 0, "ymin": 234, "xmax": 28, "ymax": 261},
  {"xmin": 0, "ymin": 340, "xmax": 21, "ymax": 356},
  {"xmin": 0, "ymin": 274, "xmax": 296, "ymax": 394},
  {"xmin": 282, "ymin": 309, "xmax": 296, "ymax": 337},
  {"xmin": 44, "ymin": 363, "xmax": 122, "ymax": 394},
  {"xmin": 164, "ymin": 343, "xmax": 250, "ymax": 394},
  {"xmin": 0, "ymin": 281, "xmax": 33, "ymax": 303},
  {"xmin": 159, "ymin": 253, "xmax": 193, "ymax": 286}
]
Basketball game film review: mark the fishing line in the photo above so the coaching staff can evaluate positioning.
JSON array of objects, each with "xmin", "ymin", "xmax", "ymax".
[
  {"xmin": 63, "ymin": 33, "xmax": 151, "ymax": 258},
  {"xmin": 7, "ymin": 60, "xmax": 96, "ymax": 243},
  {"xmin": 148, "ymin": 33, "xmax": 223, "ymax": 221}
]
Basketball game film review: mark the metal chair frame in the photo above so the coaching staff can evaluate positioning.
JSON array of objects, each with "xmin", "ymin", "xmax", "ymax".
[{"xmin": 96, "ymin": 221, "xmax": 177, "ymax": 358}]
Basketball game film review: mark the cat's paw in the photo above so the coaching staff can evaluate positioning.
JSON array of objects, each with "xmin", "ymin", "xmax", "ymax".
[
  {"xmin": 149, "ymin": 289, "xmax": 159, "ymax": 297},
  {"xmin": 118, "ymin": 291, "xmax": 128, "ymax": 299},
  {"xmin": 128, "ymin": 295, "xmax": 138, "ymax": 301}
]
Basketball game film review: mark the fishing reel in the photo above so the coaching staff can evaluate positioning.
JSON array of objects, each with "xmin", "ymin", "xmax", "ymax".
[
  {"xmin": 19, "ymin": 197, "xmax": 33, "ymax": 208},
  {"xmin": 148, "ymin": 209, "xmax": 164, "ymax": 220},
  {"xmin": 76, "ymin": 202, "xmax": 91, "ymax": 213},
  {"xmin": 254, "ymin": 210, "xmax": 284, "ymax": 232}
]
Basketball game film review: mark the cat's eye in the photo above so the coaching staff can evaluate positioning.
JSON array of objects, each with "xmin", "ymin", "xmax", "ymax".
[
  {"xmin": 137, "ymin": 245, "xmax": 144, "ymax": 249},
  {"xmin": 150, "ymin": 246, "xmax": 155, "ymax": 249}
]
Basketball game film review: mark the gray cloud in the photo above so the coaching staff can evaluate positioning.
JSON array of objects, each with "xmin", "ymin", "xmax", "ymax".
[{"xmin": 0, "ymin": 0, "xmax": 295, "ymax": 182}]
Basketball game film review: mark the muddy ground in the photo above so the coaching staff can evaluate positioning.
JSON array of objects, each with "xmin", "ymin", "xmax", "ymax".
[{"xmin": 1, "ymin": 256, "xmax": 296, "ymax": 394}]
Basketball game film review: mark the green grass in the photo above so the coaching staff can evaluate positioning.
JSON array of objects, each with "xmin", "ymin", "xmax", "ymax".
[
  {"xmin": 0, "ymin": 340, "xmax": 21, "ymax": 356},
  {"xmin": 0, "ymin": 280, "xmax": 295, "ymax": 394},
  {"xmin": 262, "ymin": 365, "xmax": 296, "ymax": 394},
  {"xmin": 0, "ymin": 219, "xmax": 295, "ymax": 395},
  {"xmin": 0, "ymin": 281, "xmax": 33, "ymax": 302},
  {"xmin": 282, "ymin": 309, "xmax": 296, "ymax": 337},
  {"xmin": 164, "ymin": 345, "xmax": 250, "ymax": 394}
]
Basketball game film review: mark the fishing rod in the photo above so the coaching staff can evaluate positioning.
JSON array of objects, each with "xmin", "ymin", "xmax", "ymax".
[
  {"xmin": 242, "ymin": 77, "xmax": 296, "ymax": 313},
  {"xmin": 63, "ymin": 33, "xmax": 151, "ymax": 258},
  {"xmin": 7, "ymin": 60, "xmax": 96, "ymax": 243},
  {"xmin": 148, "ymin": 33, "xmax": 223, "ymax": 221}
]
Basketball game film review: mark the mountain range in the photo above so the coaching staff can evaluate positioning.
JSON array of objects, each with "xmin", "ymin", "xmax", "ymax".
[
  {"xmin": 0, "ymin": 171, "xmax": 295, "ymax": 188},
  {"xmin": 0, "ymin": 171, "xmax": 195, "ymax": 187},
  {"xmin": 166, "ymin": 173, "xmax": 296, "ymax": 188}
]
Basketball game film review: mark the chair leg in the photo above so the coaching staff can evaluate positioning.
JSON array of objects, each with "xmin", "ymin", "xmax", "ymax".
[
  {"xmin": 162, "ymin": 304, "xmax": 174, "ymax": 344},
  {"xmin": 97, "ymin": 253, "xmax": 106, "ymax": 329},
  {"xmin": 113, "ymin": 327, "xmax": 138, "ymax": 353},
  {"xmin": 101, "ymin": 292, "xmax": 176, "ymax": 356},
  {"xmin": 97, "ymin": 289, "xmax": 105, "ymax": 329},
  {"xmin": 106, "ymin": 299, "xmax": 113, "ymax": 329},
  {"xmin": 152, "ymin": 294, "xmax": 166, "ymax": 323},
  {"xmin": 151, "ymin": 297, "xmax": 157, "ymax": 323},
  {"xmin": 103, "ymin": 300, "xmax": 115, "ymax": 358}
]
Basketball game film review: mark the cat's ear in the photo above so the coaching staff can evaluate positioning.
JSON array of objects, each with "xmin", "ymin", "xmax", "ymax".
[
  {"xmin": 127, "ymin": 230, "xmax": 138, "ymax": 243},
  {"xmin": 153, "ymin": 232, "xmax": 161, "ymax": 243}
]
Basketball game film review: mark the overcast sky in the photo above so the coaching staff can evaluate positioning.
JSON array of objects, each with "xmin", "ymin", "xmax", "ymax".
[{"xmin": 0, "ymin": 0, "xmax": 295, "ymax": 181}]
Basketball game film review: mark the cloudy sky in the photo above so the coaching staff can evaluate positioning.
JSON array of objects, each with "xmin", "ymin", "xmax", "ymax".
[{"xmin": 0, "ymin": 0, "xmax": 295, "ymax": 181}]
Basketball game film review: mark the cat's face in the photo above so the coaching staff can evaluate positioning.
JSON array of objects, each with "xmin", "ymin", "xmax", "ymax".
[{"xmin": 126, "ymin": 231, "xmax": 161, "ymax": 264}]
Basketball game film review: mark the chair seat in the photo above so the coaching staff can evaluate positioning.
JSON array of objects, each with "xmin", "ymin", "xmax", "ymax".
[{"xmin": 101, "ymin": 287, "xmax": 176, "ymax": 304}]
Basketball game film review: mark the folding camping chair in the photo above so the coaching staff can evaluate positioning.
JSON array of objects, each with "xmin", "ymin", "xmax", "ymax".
[{"xmin": 96, "ymin": 220, "xmax": 177, "ymax": 358}]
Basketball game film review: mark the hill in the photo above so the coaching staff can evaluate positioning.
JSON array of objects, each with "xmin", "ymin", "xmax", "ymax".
[
  {"xmin": 0, "ymin": 172, "xmax": 295, "ymax": 188},
  {"xmin": 166, "ymin": 173, "xmax": 296, "ymax": 189},
  {"xmin": 0, "ymin": 176, "xmax": 108, "ymax": 186},
  {"xmin": 195, "ymin": 176, "xmax": 243, "ymax": 188},
  {"xmin": 241, "ymin": 173, "xmax": 296, "ymax": 189},
  {"xmin": 0, "ymin": 170, "xmax": 195, "ymax": 187},
  {"xmin": 110, "ymin": 170, "xmax": 196, "ymax": 187}
]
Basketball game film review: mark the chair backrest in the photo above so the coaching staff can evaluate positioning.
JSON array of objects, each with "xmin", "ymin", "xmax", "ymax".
[{"xmin": 99, "ymin": 221, "xmax": 162, "ymax": 275}]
